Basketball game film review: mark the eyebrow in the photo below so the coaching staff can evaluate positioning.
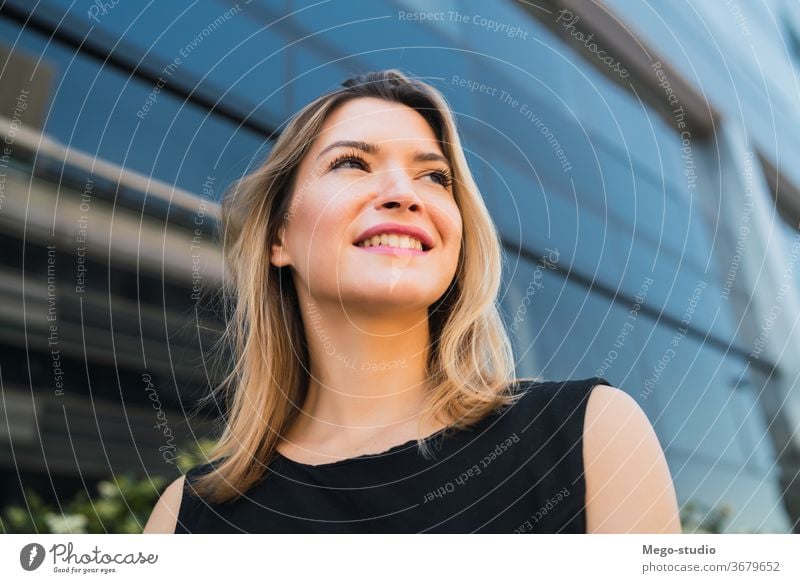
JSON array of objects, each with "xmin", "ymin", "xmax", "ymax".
[{"xmin": 315, "ymin": 140, "xmax": 450, "ymax": 166}]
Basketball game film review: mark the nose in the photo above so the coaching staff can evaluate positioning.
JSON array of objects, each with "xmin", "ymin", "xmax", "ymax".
[{"xmin": 374, "ymin": 168, "xmax": 425, "ymax": 212}]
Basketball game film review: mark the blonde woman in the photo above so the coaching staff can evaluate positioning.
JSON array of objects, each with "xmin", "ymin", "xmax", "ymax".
[{"xmin": 144, "ymin": 70, "xmax": 680, "ymax": 534}]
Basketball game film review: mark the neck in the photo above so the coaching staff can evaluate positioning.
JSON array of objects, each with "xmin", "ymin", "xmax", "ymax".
[{"xmin": 288, "ymin": 291, "xmax": 436, "ymax": 446}]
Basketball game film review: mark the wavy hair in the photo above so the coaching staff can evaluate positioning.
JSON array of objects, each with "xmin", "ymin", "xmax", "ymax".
[{"xmin": 190, "ymin": 69, "xmax": 527, "ymax": 503}]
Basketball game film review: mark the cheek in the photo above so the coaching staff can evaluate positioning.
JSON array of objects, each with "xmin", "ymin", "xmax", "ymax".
[
  {"xmin": 294, "ymin": 197, "xmax": 353, "ymax": 257},
  {"xmin": 441, "ymin": 202, "xmax": 463, "ymax": 247},
  {"xmin": 446, "ymin": 210, "xmax": 464, "ymax": 267}
]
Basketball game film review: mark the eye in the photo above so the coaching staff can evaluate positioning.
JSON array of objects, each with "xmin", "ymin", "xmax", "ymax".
[
  {"xmin": 328, "ymin": 152, "xmax": 368, "ymax": 172},
  {"xmin": 426, "ymin": 168, "xmax": 453, "ymax": 189}
]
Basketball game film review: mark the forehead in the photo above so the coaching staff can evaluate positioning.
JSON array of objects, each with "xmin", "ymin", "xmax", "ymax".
[{"xmin": 314, "ymin": 97, "xmax": 442, "ymax": 153}]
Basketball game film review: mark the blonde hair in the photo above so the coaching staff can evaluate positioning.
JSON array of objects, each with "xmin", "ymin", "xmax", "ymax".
[{"xmin": 190, "ymin": 69, "xmax": 527, "ymax": 503}]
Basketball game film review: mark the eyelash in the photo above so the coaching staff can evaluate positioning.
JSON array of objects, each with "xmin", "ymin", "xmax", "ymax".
[{"xmin": 327, "ymin": 151, "xmax": 453, "ymax": 189}]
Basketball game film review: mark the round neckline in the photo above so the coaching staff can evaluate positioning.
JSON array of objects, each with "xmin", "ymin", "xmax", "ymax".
[
  {"xmin": 272, "ymin": 380, "xmax": 535, "ymax": 470},
  {"xmin": 273, "ymin": 423, "xmax": 455, "ymax": 470}
]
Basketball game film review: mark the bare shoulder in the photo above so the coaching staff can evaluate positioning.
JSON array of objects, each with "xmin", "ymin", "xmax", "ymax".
[
  {"xmin": 584, "ymin": 384, "xmax": 647, "ymax": 436},
  {"xmin": 583, "ymin": 384, "xmax": 681, "ymax": 533},
  {"xmin": 142, "ymin": 475, "xmax": 186, "ymax": 534}
]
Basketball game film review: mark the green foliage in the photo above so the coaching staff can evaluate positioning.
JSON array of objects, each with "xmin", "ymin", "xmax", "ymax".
[
  {"xmin": 680, "ymin": 499, "xmax": 741, "ymax": 533},
  {"xmin": 175, "ymin": 436, "xmax": 216, "ymax": 473},
  {"xmin": 0, "ymin": 438, "xmax": 217, "ymax": 534}
]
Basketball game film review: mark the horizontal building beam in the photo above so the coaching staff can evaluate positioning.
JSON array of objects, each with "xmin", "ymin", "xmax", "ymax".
[
  {"xmin": 0, "ymin": 1, "xmax": 279, "ymax": 139},
  {"xmin": 522, "ymin": 0, "xmax": 719, "ymax": 138}
]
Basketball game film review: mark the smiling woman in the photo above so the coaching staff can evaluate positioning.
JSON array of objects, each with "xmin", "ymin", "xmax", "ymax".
[{"xmin": 143, "ymin": 69, "xmax": 679, "ymax": 534}]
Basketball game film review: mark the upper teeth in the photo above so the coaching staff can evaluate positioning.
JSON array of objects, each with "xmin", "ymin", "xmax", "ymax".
[{"xmin": 356, "ymin": 233, "xmax": 425, "ymax": 250}]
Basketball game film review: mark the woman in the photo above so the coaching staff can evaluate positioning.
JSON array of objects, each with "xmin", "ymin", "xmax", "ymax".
[{"xmin": 144, "ymin": 69, "xmax": 680, "ymax": 534}]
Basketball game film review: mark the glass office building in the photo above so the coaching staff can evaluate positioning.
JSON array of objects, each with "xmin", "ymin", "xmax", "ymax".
[{"xmin": 1, "ymin": 0, "xmax": 798, "ymax": 533}]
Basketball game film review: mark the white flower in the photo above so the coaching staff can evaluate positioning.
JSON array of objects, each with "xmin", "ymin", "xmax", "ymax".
[
  {"xmin": 97, "ymin": 481, "xmax": 117, "ymax": 499},
  {"xmin": 44, "ymin": 513, "xmax": 88, "ymax": 534}
]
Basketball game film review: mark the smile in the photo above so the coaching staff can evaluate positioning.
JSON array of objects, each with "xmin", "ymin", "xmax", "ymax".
[
  {"xmin": 355, "ymin": 233, "xmax": 427, "ymax": 251},
  {"xmin": 353, "ymin": 244, "xmax": 428, "ymax": 256},
  {"xmin": 353, "ymin": 233, "xmax": 430, "ymax": 255}
]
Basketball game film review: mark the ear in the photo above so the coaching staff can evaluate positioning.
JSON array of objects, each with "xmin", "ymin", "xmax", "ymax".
[{"xmin": 270, "ymin": 225, "xmax": 292, "ymax": 268}]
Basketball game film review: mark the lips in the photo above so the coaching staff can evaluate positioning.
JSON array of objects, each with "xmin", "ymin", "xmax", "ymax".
[{"xmin": 353, "ymin": 222, "xmax": 434, "ymax": 251}]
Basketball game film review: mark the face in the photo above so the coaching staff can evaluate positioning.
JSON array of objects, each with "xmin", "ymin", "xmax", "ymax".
[{"xmin": 271, "ymin": 97, "xmax": 463, "ymax": 316}]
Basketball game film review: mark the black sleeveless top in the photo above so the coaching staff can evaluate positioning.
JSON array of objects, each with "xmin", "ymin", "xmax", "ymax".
[{"xmin": 175, "ymin": 376, "xmax": 610, "ymax": 533}]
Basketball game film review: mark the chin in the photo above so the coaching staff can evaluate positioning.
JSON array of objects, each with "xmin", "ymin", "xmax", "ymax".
[{"xmin": 344, "ymin": 285, "xmax": 442, "ymax": 312}]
